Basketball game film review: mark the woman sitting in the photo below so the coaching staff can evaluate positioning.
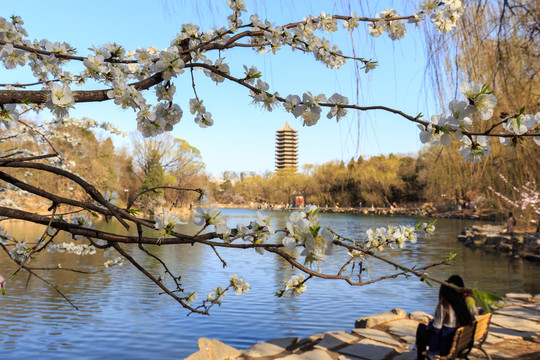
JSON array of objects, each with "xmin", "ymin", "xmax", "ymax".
[{"xmin": 415, "ymin": 275, "xmax": 474, "ymax": 360}]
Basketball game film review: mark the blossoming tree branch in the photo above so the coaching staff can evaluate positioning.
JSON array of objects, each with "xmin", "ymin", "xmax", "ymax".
[{"xmin": 0, "ymin": 0, "xmax": 535, "ymax": 313}]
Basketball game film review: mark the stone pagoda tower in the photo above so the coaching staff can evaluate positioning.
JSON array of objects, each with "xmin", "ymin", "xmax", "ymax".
[{"xmin": 275, "ymin": 122, "xmax": 298, "ymax": 172}]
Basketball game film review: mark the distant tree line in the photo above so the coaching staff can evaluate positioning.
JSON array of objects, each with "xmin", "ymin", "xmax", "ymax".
[{"xmin": 0, "ymin": 121, "xmax": 206, "ymax": 214}]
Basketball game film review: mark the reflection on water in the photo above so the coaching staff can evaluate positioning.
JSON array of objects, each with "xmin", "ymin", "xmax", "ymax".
[{"xmin": 1, "ymin": 209, "xmax": 539, "ymax": 359}]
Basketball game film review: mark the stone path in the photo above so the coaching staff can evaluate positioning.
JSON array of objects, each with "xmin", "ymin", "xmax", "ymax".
[{"xmin": 186, "ymin": 293, "xmax": 540, "ymax": 360}]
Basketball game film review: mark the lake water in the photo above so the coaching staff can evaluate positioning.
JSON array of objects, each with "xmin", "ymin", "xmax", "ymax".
[{"xmin": 1, "ymin": 209, "xmax": 539, "ymax": 359}]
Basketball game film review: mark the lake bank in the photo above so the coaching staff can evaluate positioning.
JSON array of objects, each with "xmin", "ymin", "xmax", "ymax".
[
  {"xmin": 458, "ymin": 224, "xmax": 540, "ymax": 262},
  {"xmin": 186, "ymin": 293, "xmax": 540, "ymax": 360}
]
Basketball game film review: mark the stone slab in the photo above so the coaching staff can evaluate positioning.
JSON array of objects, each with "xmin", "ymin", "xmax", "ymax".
[
  {"xmin": 398, "ymin": 335, "xmax": 416, "ymax": 344},
  {"xmin": 314, "ymin": 330, "xmax": 359, "ymax": 350},
  {"xmin": 393, "ymin": 351, "xmax": 417, "ymax": 360},
  {"xmin": 277, "ymin": 349, "xmax": 333, "ymax": 360},
  {"xmin": 491, "ymin": 314, "xmax": 540, "ymax": 333},
  {"xmin": 351, "ymin": 328, "xmax": 403, "ymax": 347},
  {"xmin": 488, "ymin": 324, "xmax": 537, "ymax": 340},
  {"xmin": 495, "ymin": 305, "xmax": 540, "ymax": 322},
  {"xmin": 522, "ymin": 302, "xmax": 540, "ymax": 312},
  {"xmin": 338, "ymin": 355, "xmax": 363, "ymax": 360},
  {"xmin": 186, "ymin": 338, "xmax": 241, "ymax": 360},
  {"xmin": 505, "ymin": 293, "xmax": 532, "ymax": 301},
  {"xmin": 339, "ymin": 339, "xmax": 395, "ymax": 360},
  {"xmin": 409, "ymin": 311, "xmax": 432, "ymax": 324},
  {"xmin": 386, "ymin": 319, "xmax": 420, "ymax": 339},
  {"xmin": 242, "ymin": 337, "xmax": 299, "ymax": 357},
  {"xmin": 298, "ymin": 333, "xmax": 325, "ymax": 346},
  {"xmin": 355, "ymin": 308, "xmax": 406, "ymax": 328},
  {"xmin": 485, "ymin": 333, "xmax": 505, "ymax": 344}
]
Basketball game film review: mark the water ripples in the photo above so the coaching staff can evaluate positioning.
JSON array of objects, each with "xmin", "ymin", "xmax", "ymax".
[{"xmin": 1, "ymin": 210, "xmax": 539, "ymax": 359}]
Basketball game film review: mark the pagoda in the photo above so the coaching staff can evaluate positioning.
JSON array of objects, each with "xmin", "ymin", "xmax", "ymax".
[{"xmin": 275, "ymin": 122, "xmax": 298, "ymax": 171}]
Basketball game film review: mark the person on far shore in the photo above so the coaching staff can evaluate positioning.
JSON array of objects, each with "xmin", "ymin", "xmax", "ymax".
[
  {"xmin": 506, "ymin": 211, "xmax": 515, "ymax": 235},
  {"xmin": 414, "ymin": 275, "xmax": 474, "ymax": 360}
]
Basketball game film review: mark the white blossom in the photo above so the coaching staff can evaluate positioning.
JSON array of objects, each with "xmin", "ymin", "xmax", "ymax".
[
  {"xmin": 230, "ymin": 274, "xmax": 250, "ymax": 295},
  {"xmin": 459, "ymin": 135, "xmax": 491, "ymax": 162},
  {"xmin": 283, "ymin": 274, "xmax": 307, "ymax": 296}
]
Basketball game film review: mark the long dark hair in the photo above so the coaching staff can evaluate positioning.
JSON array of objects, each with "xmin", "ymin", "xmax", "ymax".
[{"xmin": 439, "ymin": 275, "xmax": 474, "ymax": 326}]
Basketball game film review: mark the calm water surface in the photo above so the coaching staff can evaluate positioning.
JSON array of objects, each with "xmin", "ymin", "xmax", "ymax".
[{"xmin": 1, "ymin": 209, "xmax": 539, "ymax": 359}]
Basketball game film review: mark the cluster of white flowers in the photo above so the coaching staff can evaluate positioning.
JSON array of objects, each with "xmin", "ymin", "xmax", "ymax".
[
  {"xmin": 103, "ymin": 190, "xmax": 119, "ymax": 205},
  {"xmin": 0, "ymin": 2, "xmax": 469, "ymax": 145},
  {"xmin": 420, "ymin": 0, "xmax": 464, "ymax": 34},
  {"xmin": 501, "ymin": 112, "xmax": 540, "ymax": 145},
  {"xmin": 1, "ymin": 182, "xmax": 32, "ymax": 196},
  {"xmin": 193, "ymin": 205, "xmax": 230, "ymax": 235},
  {"xmin": 368, "ymin": 8, "xmax": 407, "ymax": 40},
  {"xmin": 0, "ymin": 226, "xmax": 11, "ymax": 244},
  {"xmin": 235, "ymin": 211, "xmax": 276, "ymax": 253},
  {"xmin": 203, "ymin": 57, "xmax": 230, "ymax": 83},
  {"xmin": 283, "ymin": 92, "xmax": 326, "ymax": 126},
  {"xmin": 419, "ymin": 82, "xmax": 540, "ymax": 162},
  {"xmin": 154, "ymin": 208, "xmax": 186, "ymax": 236},
  {"xmin": 69, "ymin": 214, "xmax": 92, "ymax": 226},
  {"xmin": 45, "ymin": 155, "xmax": 78, "ymax": 174},
  {"xmin": 368, "ymin": 1, "xmax": 463, "ymax": 40},
  {"xmin": 226, "ymin": 0, "xmax": 247, "ymax": 29},
  {"xmin": 46, "ymin": 83, "xmax": 75, "ymax": 118},
  {"xmin": 0, "ymin": 197, "xmax": 21, "ymax": 210},
  {"xmin": 189, "ymin": 98, "xmax": 213, "ymax": 128},
  {"xmin": 185, "ymin": 291, "xmax": 198, "ymax": 305},
  {"xmin": 4, "ymin": 5, "xmax": 536, "ymax": 170},
  {"xmin": 47, "ymin": 242, "xmax": 97, "ymax": 256},
  {"xmin": 104, "ymin": 256, "xmax": 125, "ymax": 268},
  {"xmin": 366, "ymin": 225, "xmax": 419, "ymax": 251},
  {"xmin": 68, "ymin": 214, "xmax": 93, "ymax": 240},
  {"xmin": 326, "ymin": 93, "xmax": 349, "ymax": 121},
  {"xmin": 7, "ymin": 238, "xmax": 31, "ymax": 264},
  {"xmin": 249, "ymin": 79, "xmax": 279, "ymax": 111},
  {"xmin": 282, "ymin": 274, "xmax": 307, "ymax": 296},
  {"xmin": 279, "ymin": 205, "xmax": 333, "ymax": 271},
  {"xmin": 229, "ymin": 274, "xmax": 250, "ymax": 295},
  {"xmin": 0, "ymin": 104, "xmax": 19, "ymax": 129},
  {"xmin": 242, "ymin": 65, "xmax": 261, "ymax": 84},
  {"xmin": 45, "ymin": 117, "xmax": 126, "ymax": 137},
  {"xmin": 206, "ymin": 286, "xmax": 227, "ymax": 303}
]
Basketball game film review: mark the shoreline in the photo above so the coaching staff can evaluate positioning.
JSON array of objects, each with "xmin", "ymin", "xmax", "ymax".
[
  {"xmin": 10, "ymin": 196, "xmax": 511, "ymax": 224},
  {"xmin": 186, "ymin": 293, "xmax": 540, "ymax": 360},
  {"xmin": 212, "ymin": 203, "xmax": 507, "ymax": 223}
]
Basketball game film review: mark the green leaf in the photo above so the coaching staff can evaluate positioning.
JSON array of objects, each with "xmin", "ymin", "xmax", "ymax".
[
  {"xmin": 473, "ymin": 289, "xmax": 504, "ymax": 313},
  {"xmin": 1, "ymin": 287, "xmax": 5, "ymax": 297},
  {"xmin": 90, "ymin": 211, "xmax": 99, "ymax": 218},
  {"xmin": 129, "ymin": 208, "xmax": 142, "ymax": 215},
  {"xmin": 310, "ymin": 225, "xmax": 320, "ymax": 237},
  {"xmin": 446, "ymin": 251, "xmax": 457, "ymax": 262},
  {"xmin": 519, "ymin": 106, "xmax": 526, "ymax": 115},
  {"xmin": 420, "ymin": 273, "xmax": 433, "ymax": 287}
]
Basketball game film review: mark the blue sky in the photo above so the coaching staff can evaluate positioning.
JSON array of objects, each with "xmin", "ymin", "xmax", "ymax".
[{"xmin": 2, "ymin": 0, "xmax": 438, "ymax": 176}]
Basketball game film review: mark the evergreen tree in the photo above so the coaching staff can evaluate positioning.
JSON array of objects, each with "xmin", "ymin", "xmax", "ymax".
[{"xmin": 139, "ymin": 149, "xmax": 165, "ymax": 211}]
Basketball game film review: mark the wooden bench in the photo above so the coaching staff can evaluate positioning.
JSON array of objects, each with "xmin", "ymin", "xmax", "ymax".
[{"xmin": 424, "ymin": 313, "xmax": 492, "ymax": 360}]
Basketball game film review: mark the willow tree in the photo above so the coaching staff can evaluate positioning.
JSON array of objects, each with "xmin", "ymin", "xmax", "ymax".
[
  {"xmin": 420, "ymin": 0, "xmax": 540, "ymax": 217},
  {"xmin": 0, "ymin": 1, "xmax": 538, "ymax": 313}
]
